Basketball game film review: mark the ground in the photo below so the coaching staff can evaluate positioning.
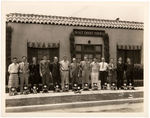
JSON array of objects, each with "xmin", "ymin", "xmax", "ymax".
[{"xmin": 36, "ymin": 102, "xmax": 143, "ymax": 113}]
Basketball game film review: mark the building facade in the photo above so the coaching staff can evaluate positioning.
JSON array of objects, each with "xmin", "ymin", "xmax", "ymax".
[{"xmin": 6, "ymin": 13, "xmax": 144, "ymax": 85}]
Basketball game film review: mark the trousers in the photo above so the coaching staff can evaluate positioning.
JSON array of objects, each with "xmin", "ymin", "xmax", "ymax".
[
  {"xmin": 91, "ymin": 72, "xmax": 99, "ymax": 88},
  {"xmin": 61, "ymin": 71, "xmax": 69, "ymax": 89},
  {"xmin": 8, "ymin": 74, "xmax": 19, "ymax": 88},
  {"xmin": 20, "ymin": 73, "xmax": 29, "ymax": 92},
  {"xmin": 99, "ymin": 71, "xmax": 107, "ymax": 87}
]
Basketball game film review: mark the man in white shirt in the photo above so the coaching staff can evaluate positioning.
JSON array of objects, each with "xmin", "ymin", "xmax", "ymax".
[
  {"xmin": 59, "ymin": 56, "xmax": 70, "ymax": 90},
  {"xmin": 99, "ymin": 57, "xmax": 108, "ymax": 89},
  {"xmin": 8, "ymin": 57, "xmax": 19, "ymax": 94},
  {"xmin": 19, "ymin": 56, "xmax": 30, "ymax": 94},
  {"xmin": 90, "ymin": 58, "xmax": 100, "ymax": 89}
]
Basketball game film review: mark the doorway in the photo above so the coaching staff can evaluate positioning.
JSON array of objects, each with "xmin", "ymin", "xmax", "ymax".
[{"xmin": 75, "ymin": 44, "xmax": 102, "ymax": 62}]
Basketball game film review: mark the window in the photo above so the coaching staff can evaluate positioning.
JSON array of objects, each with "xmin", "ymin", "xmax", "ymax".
[
  {"xmin": 75, "ymin": 45, "xmax": 81, "ymax": 52},
  {"xmin": 75, "ymin": 44, "xmax": 102, "ymax": 61},
  {"xmin": 28, "ymin": 48, "xmax": 59, "ymax": 63},
  {"xmin": 117, "ymin": 49, "xmax": 141, "ymax": 64},
  {"xmin": 95, "ymin": 46, "xmax": 101, "ymax": 52}
]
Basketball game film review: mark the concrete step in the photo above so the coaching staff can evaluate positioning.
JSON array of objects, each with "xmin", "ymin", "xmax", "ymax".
[
  {"xmin": 6, "ymin": 98, "xmax": 143, "ymax": 112},
  {"xmin": 6, "ymin": 87, "xmax": 143, "ymax": 107}
]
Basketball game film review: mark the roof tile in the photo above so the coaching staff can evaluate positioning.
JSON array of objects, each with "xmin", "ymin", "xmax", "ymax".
[{"xmin": 6, "ymin": 13, "xmax": 143, "ymax": 30}]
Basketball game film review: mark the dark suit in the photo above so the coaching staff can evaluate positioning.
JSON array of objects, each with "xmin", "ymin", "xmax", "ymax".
[
  {"xmin": 117, "ymin": 62, "xmax": 124, "ymax": 89},
  {"xmin": 125, "ymin": 63, "xmax": 134, "ymax": 85},
  {"xmin": 50, "ymin": 62, "xmax": 61, "ymax": 89},
  {"xmin": 29, "ymin": 63, "xmax": 41, "ymax": 87}
]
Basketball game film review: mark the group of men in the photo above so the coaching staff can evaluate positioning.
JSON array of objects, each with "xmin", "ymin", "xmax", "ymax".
[{"xmin": 8, "ymin": 55, "xmax": 134, "ymax": 95}]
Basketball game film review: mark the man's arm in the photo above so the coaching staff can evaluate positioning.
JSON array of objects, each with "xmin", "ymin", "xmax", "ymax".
[
  {"xmin": 8, "ymin": 65, "xmax": 11, "ymax": 74},
  {"xmin": 39, "ymin": 62, "xmax": 42, "ymax": 77}
]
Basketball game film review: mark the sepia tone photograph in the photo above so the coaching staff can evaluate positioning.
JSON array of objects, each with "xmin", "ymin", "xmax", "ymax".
[{"xmin": 1, "ymin": 0, "xmax": 149, "ymax": 117}]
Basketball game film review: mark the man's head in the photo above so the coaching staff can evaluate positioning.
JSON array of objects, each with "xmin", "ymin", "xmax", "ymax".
[
  {"xmin": 118, "ymin": 57, "xmax": 122, "ymax": 62},
  {"xmin": 127, "ymin": 58, "xmax": 131, "ymax": 64},
  {"xmin": 12, "ymin": 57, "xmax": 17, "ymax": 64},
  {"xmin": 101, "ymin": 57, "xmax": 105, "ymax": 62},
  {"xmin": 63, "ymin": 56, "xmax": 67, "ymax": 61},
  {"xmin": 54, "ymin": 56, "xmax": 58, "ymax": 63},
  {"xmin": 43, "ymin": 56, "xmax": 47, "ymax": 61},
  {"xmin": 32, "ymin": 57, "xmax": 37, "ymax": 63},
  {"xmin": 93, "ymin": 58, "xmax": 97, "ymax": 62},
  {"xmin": 22, "ymin": 56, "xmax": 27, "ymax": 62},
  {"xmin": 110, "ymin": 58, "xmax": 114, "ymax": 63},
  {"xmin": 72, "ymin": 58, "xmax": 76, "ymax": 63},
  {"xmin": 84, "ymin": 56, "xmax": 88, "ymax": 61}
]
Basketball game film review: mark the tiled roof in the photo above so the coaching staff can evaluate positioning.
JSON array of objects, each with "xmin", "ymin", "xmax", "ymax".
[{"xmin": 6, "ymin": 13, "xmax": 144, "ymax": 30}]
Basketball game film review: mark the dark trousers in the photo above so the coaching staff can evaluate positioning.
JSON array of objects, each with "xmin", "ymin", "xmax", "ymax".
[
  {"xmin": 117, "ymin": 72, "xmax": 124, "ymax": 89},
  {"xmin": 53, "ymin": 76, "xmax": 61, "ymax": 90},
  {"xmin": 126, "ymin": 74, "xmax": 134, "ymax": 85},
  {"xmin": 42, "ymin": 73, "xmax": 50, "ymax": 88},
  {"xmin": 99, "ymin": 71, "xmax": 107, "ymax": 87},
  {"xmin": 30, "ymin": 75, "xmax": 40, "ymax": 86}
]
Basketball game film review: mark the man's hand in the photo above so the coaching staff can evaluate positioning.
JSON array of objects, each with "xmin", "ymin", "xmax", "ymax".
[{"xmin": 40, "ymin": 73, "xmax": 43, "ymax": 77}]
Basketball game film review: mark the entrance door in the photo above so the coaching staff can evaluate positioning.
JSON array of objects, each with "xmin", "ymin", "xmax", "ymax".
[{"xmin": 75, "ymin": 44, "xmax": 102, "ymax": 62}]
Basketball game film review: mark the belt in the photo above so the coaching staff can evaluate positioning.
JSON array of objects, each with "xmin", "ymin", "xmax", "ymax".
[
  {"xmin": 61, "ymin": 70, "xmax": 69, "ymax": 71},
  {"xmin": 99, "ymin": 70, "xmax": 107, "ymax": 72},
  {"xmin": 11, "ymin": 73, "xmax": 18, "ymax": 74}
]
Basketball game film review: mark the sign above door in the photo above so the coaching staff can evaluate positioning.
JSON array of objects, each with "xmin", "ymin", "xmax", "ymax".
[{"xmin": 73, "ymin": 29, "xmax": 105, "ymax": 37}]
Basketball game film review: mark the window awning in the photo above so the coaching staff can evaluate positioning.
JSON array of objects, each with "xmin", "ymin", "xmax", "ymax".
[
  {"xmin": 117, "ymin": 44, "xmax": 142, "ymax": 50},
  {"xmin": 27, "ymin": 42, "xmax": 59, "ymax": 48}
]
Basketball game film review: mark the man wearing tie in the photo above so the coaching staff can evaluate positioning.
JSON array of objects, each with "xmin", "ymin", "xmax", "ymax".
[
  {"xmin": 99, "ymin": 57, "xmax": 108, "ymax": 88},
  {"xmin": 59, "ymin": 56, "xmax": 70, "ymax": 91},
  {"xmin": 19, "ymin": 56, "xmax": 30, "ymax": 94}
]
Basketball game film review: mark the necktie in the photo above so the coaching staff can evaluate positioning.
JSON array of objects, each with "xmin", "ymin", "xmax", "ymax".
[{"xmin": 102, "ymin": 62, "xmax": 104, "ymax": 69}]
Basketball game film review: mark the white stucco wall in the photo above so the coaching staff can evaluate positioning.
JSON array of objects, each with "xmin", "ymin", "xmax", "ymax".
[{"xmin": 7, "ymin": 22, "xmax": 143, "ymax": 63}]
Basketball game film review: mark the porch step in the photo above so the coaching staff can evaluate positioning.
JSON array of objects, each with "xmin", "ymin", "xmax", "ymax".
[{"xmin": 6, "ymin": 87, "xmax": 143, "ymax": 108}]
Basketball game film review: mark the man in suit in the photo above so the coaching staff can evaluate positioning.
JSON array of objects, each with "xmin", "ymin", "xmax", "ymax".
[
  {"xmin": 19, "ymin": 56, "xmax": 30, "ymax": 94},
  {"xmin": 59, "ymin": 56, "xmax": 70, "ymax": 91},
  {"xmin": 117, "ymin": 57, "xmax": 125, "ymax": 89},
  {"xmin": 39, "ymin": 56, "xmax": 51, "ymax": 89},
  {"xmin": 70, "ymin": 58, "xmax": 80, "ymax": 87},
  {"xmin": 124, "ymin": 58, "xmax": 134, "ymax": 86},
  {"xmin": 80, "ymin": 56, "xmax": 91, "ymax": 88},
  {"xmin": 50, "ymin": 57, "xmax": 61, "ymax": 90}
]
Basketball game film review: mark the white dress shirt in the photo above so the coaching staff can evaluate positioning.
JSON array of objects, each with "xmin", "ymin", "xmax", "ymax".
[
  {"xmin": 8, "ymin": 63, "xmax": 19, "ymax": 74},
  {"xmin": 99, "ymin": 62, "xmax": 108, "ymax": 71},
  {"xmin": 90, "ymin": 62, "xmax": 100, "ymax": 73},
  {"xmin": 60, "ymin": 60, "xmax": 70, "ymax": 71}
]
